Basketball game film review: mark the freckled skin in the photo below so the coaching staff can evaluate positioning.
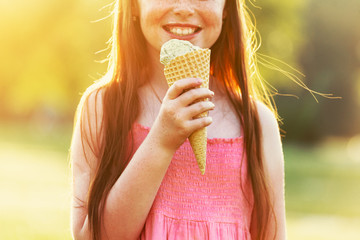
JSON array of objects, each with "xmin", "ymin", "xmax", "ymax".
[{"xmin": 136, "ymin": 0, "xmax": 226, "ymax": 53}]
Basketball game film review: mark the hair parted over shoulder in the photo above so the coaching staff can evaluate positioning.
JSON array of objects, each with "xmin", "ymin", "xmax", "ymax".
[{"xmin": 74, "ymin": 0, "xmax": 277, "ymax": 239}]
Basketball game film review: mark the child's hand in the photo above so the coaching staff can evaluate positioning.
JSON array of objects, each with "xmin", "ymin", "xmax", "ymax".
[{"xmin": 150, "ymin": 78, "xmax": 215, "ymax": 153}]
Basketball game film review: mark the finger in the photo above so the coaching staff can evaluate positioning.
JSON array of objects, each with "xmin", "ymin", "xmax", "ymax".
[
  {"xmin": 178, "ymin": 88, "xmax": 214, "ymax": 106},
  {"xmin": 166, "ymin": 78, "xmax": 203, "ymax": 100},
  {"xmin": 185, "ymin": 101, "xmax": 215, "ymax": 119},
  {"xmin": 187, "ymin": 116, "xmax": 213, "ymax": 132}
]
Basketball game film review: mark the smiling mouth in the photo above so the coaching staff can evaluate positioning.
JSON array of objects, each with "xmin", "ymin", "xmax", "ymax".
[{"xmin": 163, "ymin": 25, "xmax": 201, "ymax": 36}]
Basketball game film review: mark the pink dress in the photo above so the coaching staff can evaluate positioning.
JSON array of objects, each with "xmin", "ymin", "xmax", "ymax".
[{"xmin": 132, "ymin": 123, "xmax": 254, "ymax": 240}]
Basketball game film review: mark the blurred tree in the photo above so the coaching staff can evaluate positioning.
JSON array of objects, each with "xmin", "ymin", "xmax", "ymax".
[
  {"xmin": 275, "ymin": 0, "xmax": 360, "ymax": 141},
  {"xmin": 1, "ymin": 0, "xmax": 359, "ymax": 142},
  {"xmin": 249, "ymin": 0, "xmax": 309, "ymax": 88},
  {"xmin": 251, "ymin": 0, "xmax": 360, "ymax": 142},
  {"xmin": 0, "ymin": 0, "xmax": 112, "ymax": 121}
]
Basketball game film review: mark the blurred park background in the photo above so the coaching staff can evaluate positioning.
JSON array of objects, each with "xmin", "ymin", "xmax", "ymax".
[{"xmin": 0, "ymin": 0, "xmax": 359, "ymax": 239}]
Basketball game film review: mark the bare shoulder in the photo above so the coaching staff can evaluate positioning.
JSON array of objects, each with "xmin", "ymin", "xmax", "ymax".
[
  {"xmin": 77, "ymin": 84, "xmax": 106, "ymax": 123},
  {"xmin": 255, "ymin": 101, "xmax": 280, "ymax": 137},
  {"xmin": 71, "ymin": 84, "xmax": 106, "ymax": 172}
]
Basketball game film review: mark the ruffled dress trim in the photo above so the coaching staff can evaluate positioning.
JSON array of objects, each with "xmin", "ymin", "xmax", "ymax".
[{"xmin": 133, "ymin": 122, "xmax": 243, "ymax": 144}]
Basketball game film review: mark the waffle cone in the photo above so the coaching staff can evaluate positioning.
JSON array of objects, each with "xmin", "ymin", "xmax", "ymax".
[{"xmin": 163, "ymin": 49, "xmax": 211, "ymax": 175}]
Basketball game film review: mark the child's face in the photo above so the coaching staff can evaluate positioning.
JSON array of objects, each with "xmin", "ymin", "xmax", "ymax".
[{"xmin": 137, "ymin": 0, "xmax": 226, "ymax": 52}]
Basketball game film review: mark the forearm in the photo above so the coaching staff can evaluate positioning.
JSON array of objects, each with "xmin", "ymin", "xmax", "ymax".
[{"xmin": 102, "ymin": 130, "xmax": 175, "ymax": 239}]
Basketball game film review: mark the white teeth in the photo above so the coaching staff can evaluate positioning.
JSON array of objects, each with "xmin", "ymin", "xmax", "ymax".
[{"xmin": 168, "ymin": 27, "xmax": 196, "ymax": 36}]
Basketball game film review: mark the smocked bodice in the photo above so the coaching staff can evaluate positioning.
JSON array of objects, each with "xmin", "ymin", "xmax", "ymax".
[{"xmin": 131, "ymin": 123, "xmax": 254, "ymax": 240}]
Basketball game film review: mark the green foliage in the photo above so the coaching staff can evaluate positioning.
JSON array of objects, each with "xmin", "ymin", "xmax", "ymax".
[
  {"xmin": 1, "ymin": 0, "xmax": 359, "ymax": 140},
  {"xmin": 249, "ymin": 0, "xmax": 309, "ymax": 87},
  {"xmin": 0, "ymin": 0, "xmax": 112, "ymax": 120},
  {"xmin": 252, "ymin": 0, "xmax": 360, "ymax": 140}
]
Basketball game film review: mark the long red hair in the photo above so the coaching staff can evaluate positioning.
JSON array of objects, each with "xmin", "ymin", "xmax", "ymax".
[{"xmin": 75, "ymin": 0, "xmax": 277, "ymax": 239}]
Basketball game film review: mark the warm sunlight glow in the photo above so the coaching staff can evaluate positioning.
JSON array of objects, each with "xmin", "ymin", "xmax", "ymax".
[{"xmin": 347, "ymin": 135, "xmax": 360, "ymax": 163}]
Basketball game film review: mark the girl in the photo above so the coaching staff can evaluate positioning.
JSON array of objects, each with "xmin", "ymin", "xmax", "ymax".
[{"xmin": 71, "ymin": 0, "xmax": 286, "ymax": 239}]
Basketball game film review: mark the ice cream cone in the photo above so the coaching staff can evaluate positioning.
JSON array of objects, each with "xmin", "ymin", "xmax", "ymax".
[{"xmin": 163, "ymin": 49, "xmax": 211, "ymax": 175}]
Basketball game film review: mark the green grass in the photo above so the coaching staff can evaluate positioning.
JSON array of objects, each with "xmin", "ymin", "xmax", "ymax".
[
  {"xmin": 0, "ymin": 121, "xmax": 72, "ymax": 240},
  {"xmin": 284, "ymin": 141, "xmax": 360, "ymax": 239},
  {"xmin": 0, "ymin": 121, "xmax": 359, "ymax": 239},
  {"xmin": 285, "ymin": 142, "xmax": 360, "ymax": 217}
]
